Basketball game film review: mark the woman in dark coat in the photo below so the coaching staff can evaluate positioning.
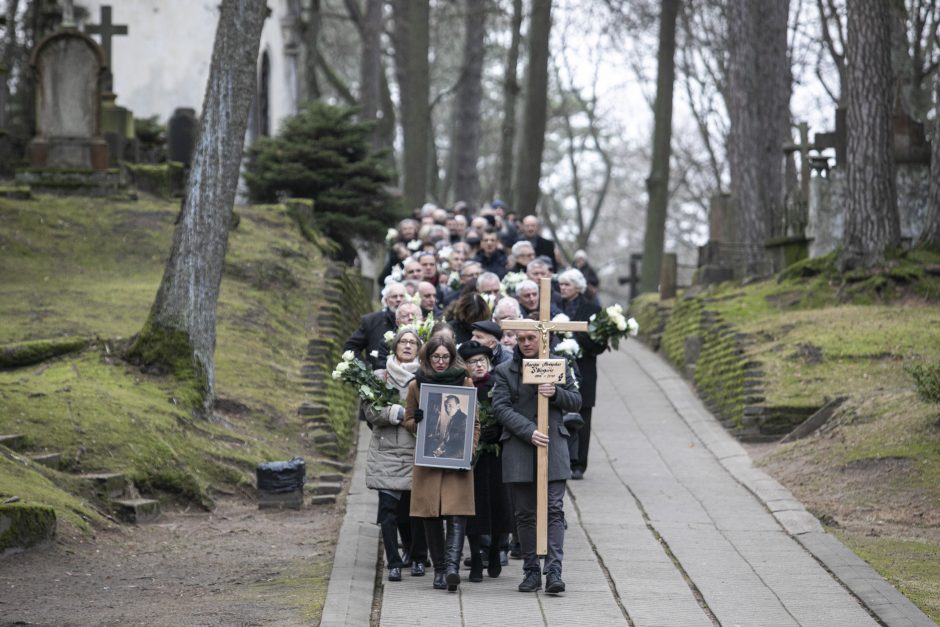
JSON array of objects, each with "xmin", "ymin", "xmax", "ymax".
[
  {"xmin": 458, "ymin": 341, "xmax": 513, "ymax": 582},
  {"xmin": 444, "ymin": 291, "xmax": 491, "ymax": 345},
  {"xmin": 557, "ymin": 268, "xmax": 606, "ymax": 480},
  {"xmin": 402, "ymin": 335, "xmax": 480, "ymax": 592}
]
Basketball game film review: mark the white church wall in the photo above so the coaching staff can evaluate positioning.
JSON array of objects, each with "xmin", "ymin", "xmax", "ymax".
[{"xmin": 79, "ymin": 1, "xmax": 297, "ymax": 132}]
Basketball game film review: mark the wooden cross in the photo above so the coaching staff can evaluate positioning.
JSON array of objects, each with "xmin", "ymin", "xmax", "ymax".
[
  {"xmin": 499, "ymin": 277, "xmax": 587, "ymax": 555},
  {"xmin": 86, "ymin": 5, "xmax": 128, "ymax": 68}
]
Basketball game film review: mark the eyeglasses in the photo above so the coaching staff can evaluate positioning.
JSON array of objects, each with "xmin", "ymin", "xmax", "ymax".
[
  {"xmin": 430, "ymin": 354, "xmax": 451, "ymax": 363},
  {"xmin": 398, "ymin": 339, "xmax": 418, "ymax": 346},
  {"xmin": 467, "ymin": 358, "xmax": 489, "ymax": 367}
]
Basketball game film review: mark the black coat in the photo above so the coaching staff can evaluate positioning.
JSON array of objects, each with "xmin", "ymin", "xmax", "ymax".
[
  {"xmin": 563, "ymin": 295, "xmax": 605, "ymax": 407},
  {"xmin": 473, "ymin": 249, "xmax": 509, "ymax": 278},
  {"xmin": 343, "ymin": 308, "xmax": 396, "ymax": 370},
  {"xmin": 467, "ymin": 375, "xmax": 512, "ymax": 536},
  {"xmin": 529, "ymin": 236, "xmax": 558, "ymax": 271}
]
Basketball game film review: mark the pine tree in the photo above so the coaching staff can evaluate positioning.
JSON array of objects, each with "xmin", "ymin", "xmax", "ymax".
[{"xmin": 243, "ymin": 102, "xmax": 402, "ymax": 259}]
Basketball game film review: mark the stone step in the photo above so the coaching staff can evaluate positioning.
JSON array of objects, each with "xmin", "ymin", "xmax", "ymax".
[
  {"xmin": 309, "ymin": 494, "xmax": 336, "ymax": 506},
  {"xmin": 319, "ymin": 458, "xmax": 352, "ymax": 473},
  {"xmin": 78, "ymin": 472, "xmax": 127, "ymax": 499},
  {"xmin": 311, "ymin": 482, "xmax": 342, "ymax": 496},
  {"xmin": 0, "ymin": 434, "xmax": 26, "ymax": 451},
  {"xmin": 0, "ymin": 503, "xmax": 56, "ymax": 556},
  {"xmin": 298, "ymin": 402, "xmax": 328, "ymax": 417},
  {"xmin": 111, "ymin": 498, "xmax": 161, "ymax": 524},
  {"xmin": 318, "ymin": 473, "xmax": 344, "ymax": 483},
  {"xmin": 313, "ymin": 432, "xmax": 337, "ymax": 445},
  {"xmin": 29, "ymin": 452, "xmax": 61, "ymax": 468},
  {"xmin": 258, "ymin": 488, "xmax": 304, "ymax": 510}
]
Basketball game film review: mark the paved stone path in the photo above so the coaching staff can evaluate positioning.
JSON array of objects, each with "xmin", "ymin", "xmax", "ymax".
[{"xmin": 322, "ymin": 341, "xmax": 936, "ymax": 626}]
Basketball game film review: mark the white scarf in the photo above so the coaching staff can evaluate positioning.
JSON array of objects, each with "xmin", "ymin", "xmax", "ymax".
[{"xmin": 385, "ymin": 356, "xmax": 418, "ymax": 399}]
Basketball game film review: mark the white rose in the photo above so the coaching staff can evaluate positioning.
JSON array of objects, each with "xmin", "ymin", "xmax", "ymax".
[
  {"xmin": 611, "ymin": 303, "xmax": 624, "ymax": 314},
  {"xmin": 627, "ymin": 317, "xmax": 640, "ymax": 337},
  {"xmin": 385, "ymin": 228, "xmax": 398, "ymax": 244},
  {"xmin": 331, "ymin": 370, "xmax": 342, "ymax": 380},
  {"xmin": 336, "ymin": 361, "xmax": 350, "ymax": 374},
  {"xmin": 552, "ymin": 313, "xmax": 570, "ymax": 323},
  {"xmin": 369, "ymin": 350, "xmax": 379, "ymax": 358},
  {"xmin": 342, "ymin": 350, "xmax": 355, "ymax": 362},
  {"xmin": 383, "ymin": 331, "xmax": 395, "ymax": 343},
  {"xmin": 616, "ymin": 318, "xmax": 627, "ymax": 332},
  {"xmin": 407, "ymin": 239, "xmax": 422, "ymax": 251}
]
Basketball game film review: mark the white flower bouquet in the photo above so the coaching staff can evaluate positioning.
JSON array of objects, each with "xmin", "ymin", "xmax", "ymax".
[
  {"xmin": 554, "ymin": 337, "xmax": 583, "ymax": 363},
  {"xmin": 501, "ymin": 271, "xmax": 527, "ymax": 296},
  {"xmin": 588, "ymin": 303, "xmax": 639, "ymax": 350},
  {"xmin": 331, "ymin": 350, "xmax": 398, "ymax": 410},
  {"xmin": 385, "ymin": 228, "xmax": 399, "ymax": 246}
]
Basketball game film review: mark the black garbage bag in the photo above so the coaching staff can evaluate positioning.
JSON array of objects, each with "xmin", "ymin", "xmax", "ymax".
[{"xmin": 256, "ymin": 457, "xmax": 306, "ymax": 493}]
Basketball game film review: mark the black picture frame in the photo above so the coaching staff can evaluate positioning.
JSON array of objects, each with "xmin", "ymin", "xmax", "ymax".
[{"xmin": 415, "ymin": 383, "xmax": 477, "ymax": 470}]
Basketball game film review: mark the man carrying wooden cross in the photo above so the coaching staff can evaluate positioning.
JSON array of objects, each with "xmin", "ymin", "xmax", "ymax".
[{"xmin": 492, "ymin": 278, "xmax": 584, "ymax": 593}]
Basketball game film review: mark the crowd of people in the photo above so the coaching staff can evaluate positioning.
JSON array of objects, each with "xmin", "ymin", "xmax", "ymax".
[{"xmin": 344, "ymin": 200, "xmax": 605, "ymax": 596}]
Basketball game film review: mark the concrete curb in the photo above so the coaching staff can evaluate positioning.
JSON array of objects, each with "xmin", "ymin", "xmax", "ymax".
[
  {"xmin": 624, "ymin": 340, "xmax": 937, "ymax": 627},
  {"xmin": 320, "ymin": 422, "xmax": 378, "ymax": 627}
]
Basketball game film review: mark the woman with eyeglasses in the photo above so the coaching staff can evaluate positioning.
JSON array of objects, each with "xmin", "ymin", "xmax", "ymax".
[
  {"xmin": 363, "ymin": 327, "xmax": 428, "ymax": 584},
  {"xmin": 556, "ymin": 268, "xmax": 605, "ymax": 480},
  {"xmin": 458, "ymin": 340, "xmax": 513, "ymax": 583},
  {"xmin": 403, "ymin": 334, "xmax": 479, "ymax": 592}
]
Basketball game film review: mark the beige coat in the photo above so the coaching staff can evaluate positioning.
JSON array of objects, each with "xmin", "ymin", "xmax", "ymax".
[{"xmin": 403, "ymin": 377, "xmax": 480, "ymax": 517}]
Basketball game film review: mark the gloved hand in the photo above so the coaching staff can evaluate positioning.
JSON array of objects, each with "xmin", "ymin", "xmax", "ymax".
[
  {"xmin": 389, "ymin": 404, "xmax": 405, "ymax": 425},
  {"xmin": 412, "ymin": 408, "xmax": 424, "ymax": 423},
  {"xmin": 480, "ymin": 424, "xmax": 501, "ymax": 444}
]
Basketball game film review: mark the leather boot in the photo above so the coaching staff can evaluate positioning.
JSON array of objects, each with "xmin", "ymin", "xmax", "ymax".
[
  {"xmin": 423, "ymin": 518, "xmax": 447, "ymax": 590},
  {"xmin": 444, "ymin": 516, "xmax": 467, "ymax": 592},
  {"xmin": 467, "ymin": 534, "xmax": 484, "ymax": 582},
  {"xmin": 487, "ymin": 542, "xmax": 502, "ymax": 578}
]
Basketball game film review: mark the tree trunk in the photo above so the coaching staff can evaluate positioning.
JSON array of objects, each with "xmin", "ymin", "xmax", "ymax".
[
  {"xmin": 127, "ymin": 0, "xmax": 268, "ymax": 415},
  {"xmin": 304, "ymin": 0, "xmax": 322, "ymax": 100},
  {"xmin": 498, "ymin": 0, "xmax": 523, "ymax": 205},
  {"xmin": 639, "ymin": 0, "xmax": 679, "ymax": 295},
  {"xmin": 513, "ymin": 0, "xmax": 552, "ymax": 216},
  {"xmin": 392, "ymin": 0, "xmax": 430, "ymax": 212},
  {"xmin": 917, "ymin": 69, "xmax": 940, "ymax": 250},
  {"xmin": 726, "ymin": 0, "xmax": 791, "ymax": 274},
  {"xmin": 359, "ymin": 0, "xmax": 381, "ymax": 147},
  {"xmin": 452, "ymin": 0, "xmax": 486, "ymax": 209},
  {"xmin": 842, "ymin": 0, "xmax": 900, "ymax": 267}
]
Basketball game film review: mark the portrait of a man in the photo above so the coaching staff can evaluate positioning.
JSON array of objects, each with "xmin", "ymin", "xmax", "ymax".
[{"xmin": 416, "ymin": 385, "xmax": 477, "ymax": 469}]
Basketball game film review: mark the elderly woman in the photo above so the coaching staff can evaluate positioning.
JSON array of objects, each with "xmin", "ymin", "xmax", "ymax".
[
  {"xmin": 458, "ymin": 340, "xmax": 513, "ymax": 582},
  {"xmin": 556, "ymin": 268, "xmax": 605, "ymax": 480},
  {"xmin": 403, "ymin": 335, "xmax": 480, "ymax": 592},
  {"xmin": 364, "ymin": 327, "xmax": 428, "ymax": 583}
]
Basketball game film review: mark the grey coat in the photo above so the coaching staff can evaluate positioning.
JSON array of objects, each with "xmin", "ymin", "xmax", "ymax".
[
  {"xmin": 491, "ymin": 354, "xmax": 582, "ymax": 483},
  {"xmin": 363, "ymin": 363, "xmax": 417, "ymax": 491}
]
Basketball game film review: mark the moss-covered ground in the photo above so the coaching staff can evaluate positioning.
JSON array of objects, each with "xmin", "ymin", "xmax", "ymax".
[
  {"xmin": 0, "ymin": 193, "xmax": 358, "ymax": 538},
  {"xmin": 631, "ymin": 251, "xmax": 940, "ymax": 621}
]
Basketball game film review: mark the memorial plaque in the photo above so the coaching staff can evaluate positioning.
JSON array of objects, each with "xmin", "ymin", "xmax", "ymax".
[{"xmin": 522, "ymin": 359, "xmax": 567, "ymax": 384}]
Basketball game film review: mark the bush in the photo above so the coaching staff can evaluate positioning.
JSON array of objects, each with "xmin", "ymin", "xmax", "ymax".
[
  {"xmin": 243, "ymin": 102, "xmax": 402, "ymax": 260},
  {"xmin": 908, "ymin": 361, "xmax": 940, "ymax": 403}
]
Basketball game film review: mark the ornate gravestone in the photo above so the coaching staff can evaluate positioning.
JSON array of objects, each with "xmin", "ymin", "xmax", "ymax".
[
  {"xmin": 167, "ymin": 108, "xmax": 198, "ymax": 166},
  {"xmin": 28, "ymin": 29, "xmax": 108, "ymax": 169}
]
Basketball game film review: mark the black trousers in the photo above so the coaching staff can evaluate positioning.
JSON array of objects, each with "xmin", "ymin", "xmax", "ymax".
[
  {"xmin": 378, "ymin": 491, "xmax": 427, "ymax": 569},
  {"xmin": 509, "ymin": 480, "xmax": 566, "ymax": 574},
  {"xmin": 570, "ymin": 406, "xmax": 594, "ymax": 472}
]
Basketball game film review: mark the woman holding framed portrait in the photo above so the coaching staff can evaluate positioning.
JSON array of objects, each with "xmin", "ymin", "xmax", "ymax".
[{"xmin": 403, "ymin": 335, "xmax": 480, "ymax": 592}]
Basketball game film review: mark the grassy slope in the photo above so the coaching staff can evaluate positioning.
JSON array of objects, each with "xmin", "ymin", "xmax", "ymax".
[
  {"xmin": 634, "ymin": 252, "xmax": 940, "ymax": 621},
  {"xmin": 0, "ymin": 194, "xmax": 344, "ymax": 538}
]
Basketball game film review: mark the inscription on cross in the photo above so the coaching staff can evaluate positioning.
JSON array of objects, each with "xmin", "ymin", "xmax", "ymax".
[
  {"xmin": 85, "ymin": 5, "xmax": 127, "ymax": 70},
  {"xmin": 499, "ymin": 277, "xmax": 587, "ymax": 555}
]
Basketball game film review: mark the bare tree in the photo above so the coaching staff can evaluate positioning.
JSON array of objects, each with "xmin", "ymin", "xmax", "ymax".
[
  {"xmin": 841, "ymin": 0, "xmax": 900, "ymax": 267},
  {"xmin": 392, "ymin": 0, "xmax": 431, "ymax": 210},
  {"xmin": 498, "ymin": 0, "xmax": 523, "ymax": 204},
  {"xmin": 513, "ymin": 0, "xmax": 553, "ymax": 216},
  {"xmin": 726, "ymin": 0, "xmax": 791, "ymax": 273},
  {"xmin": 452, "ymin": 0, "xmax": 486, "ymax": 208},
  {"xmin": 639, "ymin": 0, "xmax": 680, "ymax": 294},
  {"xmin": 917, "ymin": 63, "xmax": 940, "ymax": 249},
  {"xmin": 127, "ymin": 0, "xmax": 268, "ymax": 415}
]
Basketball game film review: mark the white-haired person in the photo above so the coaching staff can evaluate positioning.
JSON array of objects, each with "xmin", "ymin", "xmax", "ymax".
[
  {"xmin": 364, "ymin": 327, "xmax": 428, "ymax": 583},
  {"xmin": 556, "ymin": 268, "xmax": 605, "ymax": 480},
  {"xmin": 344, "ymin": 281, "xmax": 407, "ymax": 370},
  {"xmin": 515, "ymin": 279, "xmax": 562, "ymax": 319},
  {"xmin": 509, "ymin": 240, "xmax": 535, "ymax": 273}
]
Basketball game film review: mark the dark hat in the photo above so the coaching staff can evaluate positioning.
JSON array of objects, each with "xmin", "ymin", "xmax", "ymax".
[
  {"xmin": 458, "ymin": 340, "xmax": 493, "ymax": 361},
  {"xmin": 471, "ymin": 320, "xmax": 503, "ymax": 340}
]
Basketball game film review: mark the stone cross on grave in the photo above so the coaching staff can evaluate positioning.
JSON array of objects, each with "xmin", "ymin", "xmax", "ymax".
[
  {"xmin": 85, "ymin": 5, "xmax": 127, "ymax": 89},
  {"xmin": 499, "ymin": 277, "xmax": 587, "ymax": 555}
]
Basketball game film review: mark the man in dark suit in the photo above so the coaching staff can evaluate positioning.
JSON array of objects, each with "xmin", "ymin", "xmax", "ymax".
[
  {"xmin": 520, "ymin": 215, "xmax": 558, "ymax": 272},
  {"xmin": 344, "ymin": 282, "xmax": 407, "ymax": 369},
  {"xmin": 427, "ymin": 395, "xmax": 468, "ymax": 459},
  {"xmin": 491, "ymin": 328, "xmax": 582, "ymax": 595}
]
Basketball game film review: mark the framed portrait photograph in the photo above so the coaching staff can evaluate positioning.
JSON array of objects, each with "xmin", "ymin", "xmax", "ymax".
[{"xmin": 415, "ymin": 383, "xmax": 477, "ymax": 470}]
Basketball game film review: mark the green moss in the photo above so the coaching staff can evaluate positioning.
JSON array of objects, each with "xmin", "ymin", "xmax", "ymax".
[
  {"xmin": 0, "ymin": 336, "xmax": 90, "ymax": 369},
  {"xmin": 0, "ymin": 502, "xmax": 57, "ymax": 553},
  {"xmin": 243, "ymin": 559, "xmax": 332, "ymax": 622},
  {"xmin": 126, "ymin": 320, "xmax": 208, "ymax": 409},
  {"xmin": 0, "ymin": 454, "xmax": 102, "ymax": 533},
  {"xmin": 124, "ymin": 161, "xmax": 185, "ymax": 199}
]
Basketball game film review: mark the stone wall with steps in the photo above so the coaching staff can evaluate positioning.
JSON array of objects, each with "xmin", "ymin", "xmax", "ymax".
[
  {"xmin": 631, "ymin": 291, "xmax": 822, "ymax": 442},
  {"xmin": 297, "ymin": 261, "xmax": 370, "ymax": 506}
]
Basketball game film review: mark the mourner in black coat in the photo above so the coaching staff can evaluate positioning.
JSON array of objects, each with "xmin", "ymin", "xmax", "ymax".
[{"xmin": 344, "ymin": 282, "xmax": 407, "ymax": 369}]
